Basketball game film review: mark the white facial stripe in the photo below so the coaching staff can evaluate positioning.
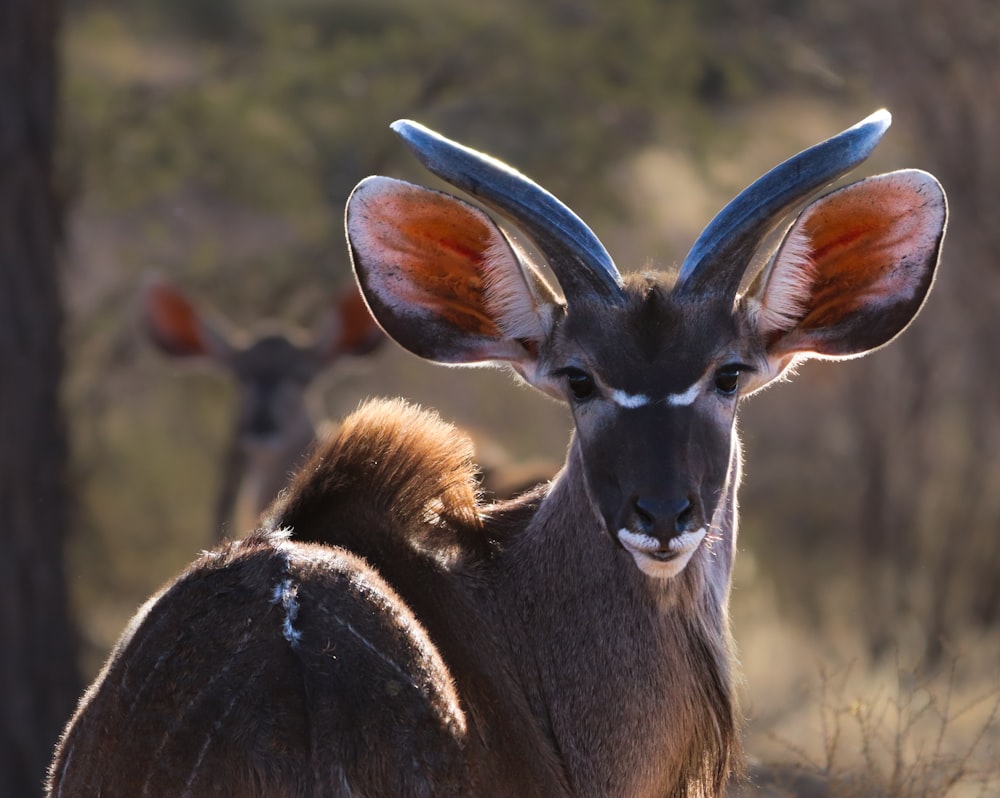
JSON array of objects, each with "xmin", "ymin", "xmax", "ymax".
[
  {"xmin": 610, "ymin": 389, "xmax": 651, "ymax": 408},
  {"xmin": 609, "ymin": 380, "xmax": 702, "ymax": 409},
  {"xmin": 666, "ymin": 381, "xmax": 701, "ymax": 406}
]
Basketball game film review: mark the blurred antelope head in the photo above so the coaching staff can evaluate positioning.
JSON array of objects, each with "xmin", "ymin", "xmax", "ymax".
[{"xmin": 140, "ymin": 278, "xmax": 383, "ymax": 539}]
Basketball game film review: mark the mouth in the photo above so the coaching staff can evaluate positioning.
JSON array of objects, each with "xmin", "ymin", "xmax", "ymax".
[{"xmin": 616, "ymin": 528, "xmax": 707, "ymax": 579}]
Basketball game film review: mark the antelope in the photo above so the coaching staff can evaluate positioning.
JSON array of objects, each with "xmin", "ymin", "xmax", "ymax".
[
  {"xmin": 139, "ymin": 278, "xmax": 384, "ymax": 540},
  {"xmin": 141, "ymin": 280, "xmax": 549, "ymax": 542},
  {"xmin": 48, "ymin": 110, "xmax": 946, "ymax": 797}
]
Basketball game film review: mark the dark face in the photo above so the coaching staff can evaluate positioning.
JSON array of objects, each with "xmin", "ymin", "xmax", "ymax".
[
  {"xmin": 228, "ymin": 336, "xmax": 321, "ymax": 447},
  {"xmin": 538, "ymin": 275, "xmax": 754, "ymax": 580}
]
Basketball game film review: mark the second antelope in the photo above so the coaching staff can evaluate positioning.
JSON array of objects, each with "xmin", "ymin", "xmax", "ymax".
[
  {"xmin": 49, "ymin": 110, "xmax": 946, "ymax": 797},
  {"xmin": 140, "ymin": 279, "xmax": 384, "ymax": 540},
  {"xmin": 141, "ymin": 279, "xmax": 551, "ymax": 541}
]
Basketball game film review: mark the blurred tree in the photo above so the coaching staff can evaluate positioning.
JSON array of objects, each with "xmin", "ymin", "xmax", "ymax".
[
  {"xmin": 852, "ymin": 0, "xmax": 1000, "ymax": 666},
  {"xmin": 781, "ymin": 0, "xmax": 1000, "ymax": 667},
  {"xmin": 0, "ymin": 0, "xmax": 81, "ymax": 792}
]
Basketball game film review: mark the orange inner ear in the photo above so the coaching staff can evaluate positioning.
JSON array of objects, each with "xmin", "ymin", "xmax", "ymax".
[
  {"xmin": 367, "ymin": 190, "xmax": 506, "ymax": 338},
  {"xmin": 795, "ymin": 178, "xmax": 932, "ymax": 333},
  {"xmin": 143, "ymin": 284, "xmax": 207, "ymax": 356},
  {"xmin": 333, "ymin": 290, "xmax": 383, "ymax": 354}
]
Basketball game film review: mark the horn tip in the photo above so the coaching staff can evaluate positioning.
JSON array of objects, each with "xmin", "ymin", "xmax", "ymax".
[
  {"xmin": 855, "ymin": 108, "xmax": 892, "ymax": 137},
  {"xmin": 391, "ymin": 118, "xmax": 428, "ymax": 143},
  {"xmin": 390, "ymin": 119, "xmax": 460, "ymax": 171},
  {"xmin": 842, "ymin": 109, "xmax": 892, "ymax": 163}
]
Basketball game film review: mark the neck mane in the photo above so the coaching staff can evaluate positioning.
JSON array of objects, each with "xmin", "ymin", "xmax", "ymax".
[{"xmin": 495, "ymin": 440, "xmax": 740, "ymax": 796}]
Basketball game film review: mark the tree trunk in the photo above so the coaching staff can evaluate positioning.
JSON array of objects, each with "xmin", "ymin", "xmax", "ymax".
[{"xmin": 0, "ymin": 0, "xmax": 80, "ymax": 794}]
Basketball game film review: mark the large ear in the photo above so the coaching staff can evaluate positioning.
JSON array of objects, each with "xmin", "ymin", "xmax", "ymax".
[
  {"xmin": 139, "ymin": 278, "xmax": 233, "ymax": 360},
  {"xmin": 345, "ymin": 176, "xmax": 559, "ymax": 369},
  {"xmin": 746, "ymin": 169, "xmax": 946, "ymax": 366},
  {"xmin": 312, "ymin": 285, "xmax": 386, "ymax": 362}
]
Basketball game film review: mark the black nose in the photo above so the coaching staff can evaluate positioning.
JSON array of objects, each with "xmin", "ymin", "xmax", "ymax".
[{"xmin": 633, "ymin": 496, "xmax": 699, "ymax": 538}]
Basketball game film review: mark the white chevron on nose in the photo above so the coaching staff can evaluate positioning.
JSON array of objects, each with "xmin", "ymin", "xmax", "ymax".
[
  {"xmin": 610, "ymin": 389, "xmax": 650, "ymax": 408},
  {"xmin": 665, "ymin": 382, "xmax": 700, "ymax": 406},
  {"xmin": 610, "ymin": 380, "xmax": 701, "ymax": 409}
]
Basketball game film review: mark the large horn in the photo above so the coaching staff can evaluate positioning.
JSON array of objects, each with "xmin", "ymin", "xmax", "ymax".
[
  {"xmin": 675, "ymin": 109, "xmax": 892, "ymax": 301},
  {"xmin": 391, "ymin": 120, "xmax": 625, "ymax": 305}
]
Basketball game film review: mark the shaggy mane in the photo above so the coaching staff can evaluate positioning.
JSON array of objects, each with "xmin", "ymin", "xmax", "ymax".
[{"xmin": 272, "ymin": 398, "xmax": 483, "ymax": 553}]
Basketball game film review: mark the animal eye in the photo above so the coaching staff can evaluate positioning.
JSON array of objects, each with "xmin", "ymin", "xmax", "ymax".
[
  {"xmin": 713, "ymin": 366, "xmax": 741, "ymax": 397},
  {"xmin": 564, "ymin": 368, "xmax": 596, "ymax": 401}
]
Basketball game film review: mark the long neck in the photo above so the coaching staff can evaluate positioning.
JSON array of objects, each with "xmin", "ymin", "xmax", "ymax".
[
  {"xmin": 494, "ymin": 436, "xmax": 740, "ymax": 798},
  {"xmin": 243, "ymin": 415, "xmax": 318, "ymax": 496},
  {"xmin": 223, "ymin": 416, "xmax": 319, "ymax": 537}
]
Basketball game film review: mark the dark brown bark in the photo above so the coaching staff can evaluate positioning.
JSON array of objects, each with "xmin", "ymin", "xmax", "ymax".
[{"xmin": 0, "ymin": 0, "xmax": 80, "ymax": 793}]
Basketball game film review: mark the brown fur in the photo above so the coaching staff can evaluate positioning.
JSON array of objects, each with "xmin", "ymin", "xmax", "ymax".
[
  {"xmin": 49, "ymin": 398, "xmax": 738, "ymax": 797},
  {"xmin": 274, "ymin": 398, "xmax": 485, "ymax": 556}
]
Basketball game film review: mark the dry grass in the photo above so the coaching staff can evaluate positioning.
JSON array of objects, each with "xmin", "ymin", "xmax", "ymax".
[{"xmin": 735, "ymin": 654, "xmax": 1000, "ymax": 798}]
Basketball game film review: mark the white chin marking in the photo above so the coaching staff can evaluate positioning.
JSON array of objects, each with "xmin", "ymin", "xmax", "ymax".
[{"xmin": 616, "ymin": 528, "xmax": 706, "ymax": 579}]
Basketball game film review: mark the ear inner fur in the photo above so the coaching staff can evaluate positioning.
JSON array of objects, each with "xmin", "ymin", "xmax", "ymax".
[
  {"xmin": 352, "ymin": 180, "xmax": 512, "ymax": 339},
  {"xmin": 754, "ymin": 170, "xmax": 945, "ymax": 358},
  {"xmin": 349, "ymin": 177, "xmax": 550, "ymax": 364},
  {"xmin": 751, "ymin": 225, "xmax": 817, "ymax": 336},
  {"xmin": 479, "ymin": 235, "xmax": 549, "ymax": 343}
]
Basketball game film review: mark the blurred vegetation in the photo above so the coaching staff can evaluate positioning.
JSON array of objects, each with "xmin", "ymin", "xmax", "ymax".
[
  {"xmin": 734, "ymin": 655, "xmax": 1000, "ymax": 797},
  {"xmin": 56, "ymin": 0, "xmax": 999, "ymax": 788},
  {"xmin": 61, "ymin": 0, "xmax": 825, "ymax": 657}
]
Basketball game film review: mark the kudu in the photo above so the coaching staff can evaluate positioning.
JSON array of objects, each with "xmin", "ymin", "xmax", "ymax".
[
  {"xmin": 49, "ymin": 111, "xmax": 946, "ymax": 797},
  {"xmin": 139, "ymin": 278, "xmax": 384, "ymax": 540},
  {"xmin": 140, "ymin": 280, "xmax": 548, "ymax": 541}
]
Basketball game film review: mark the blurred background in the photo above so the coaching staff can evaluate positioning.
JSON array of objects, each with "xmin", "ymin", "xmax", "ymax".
[{"xmin": 3, "ymin": 0, "xmax": 999, "ymax": 794}]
